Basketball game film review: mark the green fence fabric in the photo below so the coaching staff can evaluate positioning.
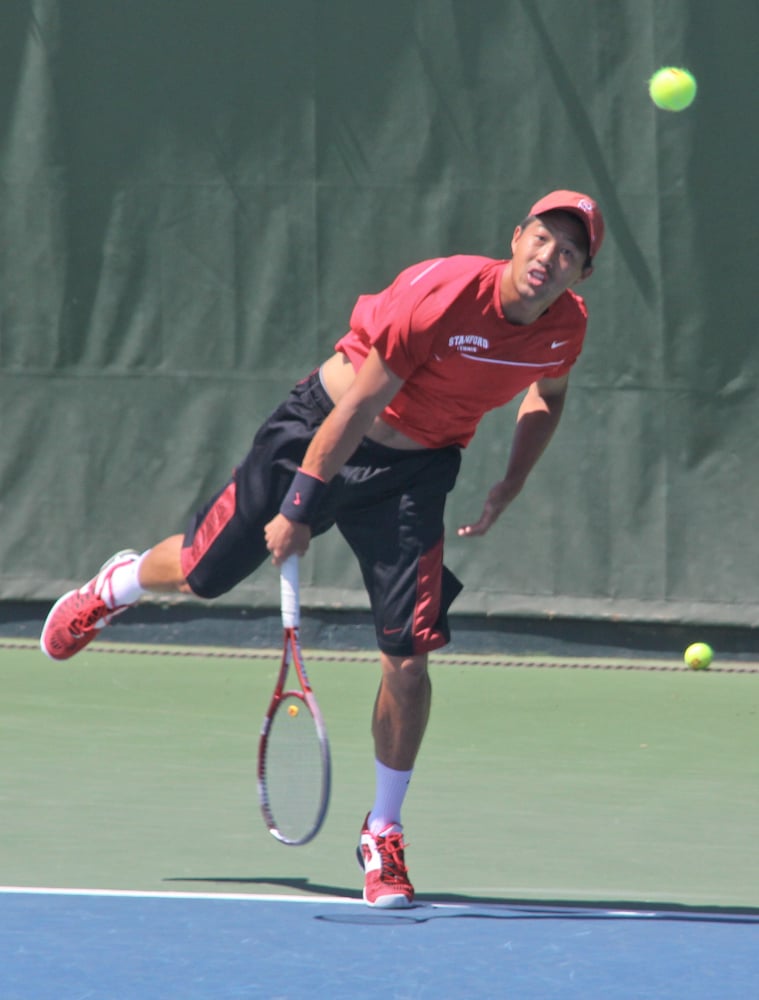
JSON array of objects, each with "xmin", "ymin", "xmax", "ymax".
[{"xmin": 1, "ymin": 2, "xmax": 756, "ymax": 625}]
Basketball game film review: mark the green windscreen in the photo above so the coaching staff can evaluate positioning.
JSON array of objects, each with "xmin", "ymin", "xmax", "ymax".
[{"xmin": 0, "ymin": 2, "xmax": 755, "ymax": 626}]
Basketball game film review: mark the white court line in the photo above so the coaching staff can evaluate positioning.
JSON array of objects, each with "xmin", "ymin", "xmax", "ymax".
[
  {"xmin": 0, "ymin": 885, "xmax": 362, "ymax": 905},
  {"xmin": 2, "ymin": 887, "xmax": 711, "ymax": 920}
]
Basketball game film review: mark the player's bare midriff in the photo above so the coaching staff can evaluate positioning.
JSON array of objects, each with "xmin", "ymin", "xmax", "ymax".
[{"xmin": 319, "ymin": 352, "xmax": 425, "ymax": 451}]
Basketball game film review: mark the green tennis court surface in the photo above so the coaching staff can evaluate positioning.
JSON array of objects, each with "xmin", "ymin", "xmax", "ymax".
[{"xmin": 1, "ymin": 641, "xmax": 757, "ymax": 910}]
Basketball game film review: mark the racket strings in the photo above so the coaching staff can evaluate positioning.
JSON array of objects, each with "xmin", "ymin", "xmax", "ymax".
[{"xmin": 263, "ymin": 694, "xmax": 325, "ymax": 841}]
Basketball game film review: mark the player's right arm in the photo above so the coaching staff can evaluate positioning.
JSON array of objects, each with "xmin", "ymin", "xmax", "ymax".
[
  {"xmin": 302, "ymin": 348, "xmax": 404, "ymax": 481},
  {"xmin": 264, "ymin": 348, "xmax": 404, "ymax": 563}
]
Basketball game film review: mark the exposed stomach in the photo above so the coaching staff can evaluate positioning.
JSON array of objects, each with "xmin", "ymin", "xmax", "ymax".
[{"xmin": 319, "ymin": 352, "xmax": 426, "ymax": 451}]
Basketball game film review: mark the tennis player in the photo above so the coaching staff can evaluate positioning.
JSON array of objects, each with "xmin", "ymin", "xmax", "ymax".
[{"xmin": 41, "ymin": 189, "xmax": 604, "ymax": 908}]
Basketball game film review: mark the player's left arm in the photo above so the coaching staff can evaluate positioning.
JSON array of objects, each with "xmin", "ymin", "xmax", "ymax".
[{"xmin": 458, "ymin": 374, "xmax": 568, "ymax": 537}]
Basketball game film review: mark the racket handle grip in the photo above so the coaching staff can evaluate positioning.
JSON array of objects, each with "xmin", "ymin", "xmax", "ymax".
[{"xmin": 280, "ymin": 555, "xmax": 300, "ymax": 628}]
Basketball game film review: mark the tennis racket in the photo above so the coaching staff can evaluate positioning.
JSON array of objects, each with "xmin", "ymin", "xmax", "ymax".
[{"xmin": 257, "ymin": 555, "xmax": 331, "ymax": 845}]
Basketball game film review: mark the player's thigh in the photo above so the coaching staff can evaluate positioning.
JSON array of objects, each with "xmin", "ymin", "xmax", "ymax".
[
  {"xmin": 180, "ymin": 477, "xmax": 271, "ymax": 598},
  {"xmin": 337, "ymin": 485, "xmax": 457, "ymax": 655},
  {"xmin": 182, "ymin": 372, "xmax": 334, "ymax": 598}
]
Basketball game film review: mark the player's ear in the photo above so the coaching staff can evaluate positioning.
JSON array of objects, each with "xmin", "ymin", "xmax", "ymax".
[{"xmin": 510, "ymin": 224, "xmax": 524, "ymax": 255}]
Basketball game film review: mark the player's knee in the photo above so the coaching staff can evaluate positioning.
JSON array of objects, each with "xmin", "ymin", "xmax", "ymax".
[
  {"xmin": 380, "ymin": 652, "xmax": 429, "ymax": 683},
  {"xmin": 184, "ymin": 572, "xmax": 228, "ymax": 600}
]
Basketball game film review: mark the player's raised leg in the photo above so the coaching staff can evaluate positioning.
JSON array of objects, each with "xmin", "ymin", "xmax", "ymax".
[{"xmin": 39, "ymin": 535, "xmax": 186, "ymax": 661}]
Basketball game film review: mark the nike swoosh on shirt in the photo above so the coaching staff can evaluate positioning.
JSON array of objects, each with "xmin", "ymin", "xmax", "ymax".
[{"xmin": 551, "ymin": 339, "xmax": 571, "ymax": 349}]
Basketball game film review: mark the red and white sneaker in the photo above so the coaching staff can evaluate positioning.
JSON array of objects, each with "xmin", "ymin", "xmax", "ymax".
[
  {"xmin": 357, "ymin": 814, "xmax": 414, "ymax": 908},
  {"xmin": 40, "ymin": 550, "xmax": 140, "ymax": 661}
]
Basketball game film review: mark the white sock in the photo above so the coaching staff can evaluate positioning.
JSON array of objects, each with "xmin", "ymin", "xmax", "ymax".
[
  {"xmin": 368, "ymin": 760, "xmax": 413, "ymax": 835},
  {"xmin": 105, "ymin": 552, "xmax": 150, "ymax": 609}
]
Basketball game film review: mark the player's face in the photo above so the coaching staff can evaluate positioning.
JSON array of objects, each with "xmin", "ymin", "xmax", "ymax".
[{"xmin": 509, "ymin": 213, "xmax": 591, "ymax": 303}]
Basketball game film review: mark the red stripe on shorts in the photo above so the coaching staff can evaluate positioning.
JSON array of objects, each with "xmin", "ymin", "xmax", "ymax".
[
  {"xmin": 180, "ymin": 480, "xmax": 237, "ymax": 580},
  {"xmin": 411, "ymin": 536, "xmax": 446, "ymax": 654}
]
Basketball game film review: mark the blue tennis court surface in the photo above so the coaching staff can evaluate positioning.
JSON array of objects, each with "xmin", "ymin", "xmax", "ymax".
[{"xmin": 2, "ymin": 888, "xmax": 757, "ymax": 999}]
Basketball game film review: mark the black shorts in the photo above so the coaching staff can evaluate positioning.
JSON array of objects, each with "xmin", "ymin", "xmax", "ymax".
[{"xmin": 180, "ymin": 371, "xmax": 463, "ymax": 656}]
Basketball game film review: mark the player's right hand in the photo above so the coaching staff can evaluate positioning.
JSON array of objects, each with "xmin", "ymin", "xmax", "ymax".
[{"xmin": 264, "ymin": 514, "xmax": 312, "ymax": 565}]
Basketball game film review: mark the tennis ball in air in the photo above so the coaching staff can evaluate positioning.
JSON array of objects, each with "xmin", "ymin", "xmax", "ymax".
[
  {"xmin": 649, "ymin": 67, "xmax": 697, "ymax": 111},
  {"xmin": 288, "ymin": 704, "xmax": 299, "ymax": 717},
  {"xmin": 684, "ymin": 642, "xmax": 713, "ymax": 670}
]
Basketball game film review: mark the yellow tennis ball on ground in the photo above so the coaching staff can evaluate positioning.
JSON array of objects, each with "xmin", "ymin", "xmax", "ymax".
[
  {"xmin": 649, "ymin": 67, "xmax": 697, "ymax": 111},
  {"xmin": 684, "ymin": 642, "xmax": 713, "ymax": 670},
  {"xmin": 288, "ymin": 704, "xmax": 299, "ymax": 717}
]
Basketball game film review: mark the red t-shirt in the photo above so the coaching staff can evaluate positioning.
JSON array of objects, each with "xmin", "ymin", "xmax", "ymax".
[{"xmin": 335, "ymin": 255, "xmax": 588, "ymax": 448}]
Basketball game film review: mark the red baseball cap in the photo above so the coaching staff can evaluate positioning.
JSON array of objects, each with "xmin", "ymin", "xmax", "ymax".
[{"xmin": 529, "ymin": 190, "xmax": 605, "ymax": 260}]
